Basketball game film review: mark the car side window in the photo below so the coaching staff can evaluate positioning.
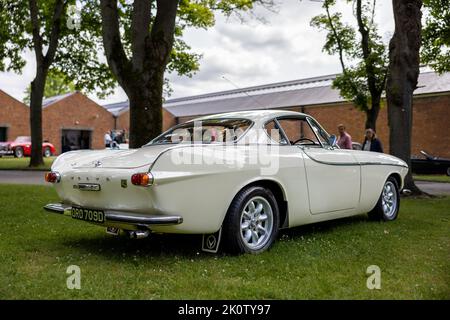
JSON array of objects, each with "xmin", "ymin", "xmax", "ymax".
[
  {"xmin": 276, "ymin": 118, "xmax": 321, "ymax": 146},
  {"xmin": 264, "ymin": 120, "xmax": 288, "ymax": 145},
  {"xmin": 307, "ymin": 118, "xmax": 331, "ymax": 147}
]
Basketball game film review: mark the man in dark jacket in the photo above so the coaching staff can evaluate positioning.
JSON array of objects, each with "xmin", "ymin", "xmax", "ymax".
[{"xmin": 362, "ymin": 128, "xmax": 383, "ymax": 153}]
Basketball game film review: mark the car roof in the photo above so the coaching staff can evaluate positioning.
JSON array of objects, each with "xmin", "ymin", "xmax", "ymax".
[{"xmin": 192, "ymin": 109, "xmax": 308, "ymax": 124}]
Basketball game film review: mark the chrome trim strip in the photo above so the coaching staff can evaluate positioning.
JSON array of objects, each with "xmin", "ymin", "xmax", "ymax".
[
  {"xmin": 106, "ymin": 211, "xmax": 183, "ymax": 225},
  {"xmin": 44, "ymin": 203, "xmax": 70, "ymax": 214},
  {"xmin": 43, "ymin": 203, "xmax": 183, "ymax": 225},
  {"xmin": 302, "ymin": 150, "xmax": 408, "ymax": 168}
]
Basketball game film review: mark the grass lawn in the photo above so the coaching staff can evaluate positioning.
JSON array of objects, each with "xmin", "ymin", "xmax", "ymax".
[
  {"xmin": 0, "ymin": 184, "xmax": 449, "ymax": 299},
  {"xmin": 414, "ymin": 175, "xmax": 450, "ymax": 183},
  {"xmin": 0, "ymin": 157, "xmax": 54, "ymax": 171}
]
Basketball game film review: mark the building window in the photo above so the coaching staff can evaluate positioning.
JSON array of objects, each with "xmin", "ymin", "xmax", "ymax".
[{"xmin": 0, "ymin": 127, "xmax": 7, "ymax": 142}]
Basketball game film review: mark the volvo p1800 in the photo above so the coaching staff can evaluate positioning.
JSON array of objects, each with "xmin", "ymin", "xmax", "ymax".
[{"xmin": 44, "ymin": 110, "xmax": 408, "ymax": 254}]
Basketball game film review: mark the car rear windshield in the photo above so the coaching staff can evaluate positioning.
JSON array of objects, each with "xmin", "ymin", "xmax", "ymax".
[{"xmin": 149, "ymin": 119, "xmax": 252, "ymax": 145}]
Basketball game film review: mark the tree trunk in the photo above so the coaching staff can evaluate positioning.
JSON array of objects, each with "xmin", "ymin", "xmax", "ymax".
[
  {"xmin": 100, "ymin": 0, "xmax": 178, "ymax": 148},
  {"xmin": 365, "ymin": 97, "xmax": 381, "ymax": 131},
  {"xmin": 128, "ymin": 68, "xmax": 164, "ymax": 148},
  {"xmin": 27, "ymin": 0, "xmax": 64, "ymax": 167},
  {"xmin": 29, "ymin": 66, "xmax": 47, "ymax": 167},
  {"xmin": 386, "ymin": 0, "xmax": 423, "ymax": 195}
]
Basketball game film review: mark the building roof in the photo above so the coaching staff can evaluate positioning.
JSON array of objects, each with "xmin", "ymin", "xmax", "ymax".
[
  {"xmin": 0, "ymin": 89, "xmax": 29, "ymax": 107},
  {"xmin": 42, "ymin": 92, "xmax": 77, "ymax": 108},
  {"xmin": 103, "ymin": 71, "xmax": 450, "ymax": 118},
  {"xmin": 102, "ymin": 100, "xmax": 130, "ymax": 116}
]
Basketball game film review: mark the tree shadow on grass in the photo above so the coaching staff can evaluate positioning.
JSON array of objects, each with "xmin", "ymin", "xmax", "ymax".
[
  {"xmin": 61, "ymin": 232, "xmax": 206, "ymax": 260},
  {"xmin": 279, "ymin": 214, "xmax": 370, "ymax": 240},
  {"xmin": 60, "ymin": 213, "xmax": 372, "ymax": 260}
]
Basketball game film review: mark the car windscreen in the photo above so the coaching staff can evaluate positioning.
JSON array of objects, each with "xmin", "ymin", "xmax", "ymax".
[
  {"xmin": 15, "ymin": 136, "xmax": 31, "ymax": 143},
  {"xmin": 149, "ymin": 119, "xmax": 253, "ymax": 145}
]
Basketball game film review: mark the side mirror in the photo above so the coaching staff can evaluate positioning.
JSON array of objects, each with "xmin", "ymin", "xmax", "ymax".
[{"xmin": 328, "ymin": 134, "xmax": 338, "ymax": 147}]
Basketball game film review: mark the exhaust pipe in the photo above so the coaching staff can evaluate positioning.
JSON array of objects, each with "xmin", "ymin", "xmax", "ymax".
[
  {"xmin": 127, "ymin": 230, "xmax": 150, "ymax": 239},
  {"xmin": 401, "ymin": 189, "xmax": 412, "ymax": 195}
]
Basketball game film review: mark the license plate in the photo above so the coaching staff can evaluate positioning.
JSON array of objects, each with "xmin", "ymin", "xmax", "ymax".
[{"xmin": 71, "ymin": 207, "xmax": 105, "ymax": 223}]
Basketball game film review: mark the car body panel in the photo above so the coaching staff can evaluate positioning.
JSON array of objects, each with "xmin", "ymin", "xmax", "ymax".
[{"xmin": 301, "ymin": 147, "xmax": 361, "ymax": 214}]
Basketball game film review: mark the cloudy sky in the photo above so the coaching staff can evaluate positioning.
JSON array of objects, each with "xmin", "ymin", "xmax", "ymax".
[{"xmin": 0, "ymin": 0, "xmax": 395, "ymax": 105}]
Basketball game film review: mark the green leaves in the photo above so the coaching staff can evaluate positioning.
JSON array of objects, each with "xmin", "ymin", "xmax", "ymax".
[
  {"xmin": 0, "ymin": 0, "xmax": 274, "ymax": 99},
  {"xmin": 23, "ymin": 69, "xmax": 76, "ymax": 104},
  {"xmin": 421, "ymin": 0, "xmax": 450, "ymax": 73},
  {"xmin": 310, "ymin": 12, "xmax": 356, "ymax": 58},
  {"xmin": 310, "ymin": 0, "xmax": 388, "ymax": 114},
  {"xmin": 0, "ymin": 1, "xmax": 30, "ymax": 73}
]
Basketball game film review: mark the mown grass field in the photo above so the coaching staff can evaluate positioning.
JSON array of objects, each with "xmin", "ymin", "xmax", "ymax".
[
  {"xmin": 0, "ymin": 184, "xmax": 449, "ymax": 299},
  {"xmin": 0, "ymin": 157, "xmax": 54, "ymax": 170}
]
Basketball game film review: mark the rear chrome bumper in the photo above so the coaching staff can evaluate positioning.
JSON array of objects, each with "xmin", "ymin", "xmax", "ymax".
[{"xmin": 43, "ymin": 203, "xmax": 183, "ymax": 227}]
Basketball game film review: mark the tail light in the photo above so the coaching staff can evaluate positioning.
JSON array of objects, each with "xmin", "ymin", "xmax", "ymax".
[
  {"xmin": 131, "ymin": 172, "xmax": 154, "ymax": 187},
  {"xmin": 45, "ymin": 171, "xmax": 61, "ymax": 183}
]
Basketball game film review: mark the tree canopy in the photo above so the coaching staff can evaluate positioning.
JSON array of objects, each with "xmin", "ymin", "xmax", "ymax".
[
  {"xmin": 97, "ymin": 0, "xmax": 275, "ymax": 147},
  {"xmin": 0, "ymin": 0, "xmax": 114, "ymax": 97},
  {"xmin": 23, "ymin": 70, "xmax": 75, "ymax": 104},
  {"xmin": 310, "ymin": 0, "xmax": 388, "ymax": 130},
  {"xmin": 421, "ymin": 0, "xmax": 450, "ymax": 73}
]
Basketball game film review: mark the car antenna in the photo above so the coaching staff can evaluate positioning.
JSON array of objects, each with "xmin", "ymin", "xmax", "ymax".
[{"xmin": 221, "ymin": 75, "xmax": 267, "ymax": 110}]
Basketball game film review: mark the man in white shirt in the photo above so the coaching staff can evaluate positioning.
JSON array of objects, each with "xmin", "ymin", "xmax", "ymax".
[{"xmin": 104, "ymin": 132, "xmax": 112, "ymax": 148}]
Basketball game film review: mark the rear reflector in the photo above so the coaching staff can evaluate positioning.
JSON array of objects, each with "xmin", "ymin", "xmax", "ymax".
[
  {"xmin": 45, "ymin": 171, "xmax": 61, "ymax": 183},
  {"xmin": 131, "ymin": 172, "xmax": 154, "ymax": 187}
]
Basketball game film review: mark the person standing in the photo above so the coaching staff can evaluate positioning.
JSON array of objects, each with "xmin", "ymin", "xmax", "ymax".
[
  {"xmin": 104, "ymin": 131, "xmax": 112, "ymax": 148},
  {"xmin": 362, "ymin": 128, "xmax": 383, "ymax": 153},
  {"xmin": 337, "ymin": 124, "xmax": 353, "ymax": 149}
]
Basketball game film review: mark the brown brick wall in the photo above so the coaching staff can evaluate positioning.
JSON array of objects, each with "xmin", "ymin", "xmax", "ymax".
[
  {"xmin": 116, "ymin": 110, "xmax": 129, "ymax": 131},
  {"xmin": 411, "ymin": 94, "xmax": 450, "ymax": 158},
  {"xmin": 42, "ymin": 92, "xmax": 115, "ymax": 154},
  {"xmin": 0, "ymin": 90, "xmax": 30, "ymax": 141},
  {"xmin": 280, "ymin": 94, "xmax": 450, "ymax": 158},
  {"xmin": 116, "ymin": 108, "xmax": 176, "ymax": 133}
]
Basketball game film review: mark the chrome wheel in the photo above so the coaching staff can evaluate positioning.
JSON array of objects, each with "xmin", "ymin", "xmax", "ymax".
[
  {"xmin": 381, "ymin": 181, "xmax": 397, "ymax": 218},
  {"xmin": 240, "ymin": 196, "xmax": 274, "ymax": 250},
  {"xmin": 14, "ymin": 148, "xmax": 23, "ymax": 158}
]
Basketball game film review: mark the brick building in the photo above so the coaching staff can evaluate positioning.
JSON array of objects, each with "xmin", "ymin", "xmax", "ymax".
[
  {"xmin": 42, "ymin": 92, "xmax": 115, "ymax": 154},
  {"xmin": 105, "ymin": 71, "xmax": 450, "ymax": 158},
  {"xmin": 0, "ymin": 89, "xmax": 30, "ymax": 141},
  {"xmin": 103, "ymin": 101, "xmax": 176, "ymax": 133}
]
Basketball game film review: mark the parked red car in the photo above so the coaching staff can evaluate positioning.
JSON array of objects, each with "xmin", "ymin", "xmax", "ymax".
[{"xmin": 0, "ymin": 136, "xmax": 55, "ymax": 158}]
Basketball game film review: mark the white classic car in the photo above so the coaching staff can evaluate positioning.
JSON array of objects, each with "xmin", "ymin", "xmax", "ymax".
[{"xmin": 44, "ymin": 110, "xmax": 408, "ymax": 254}]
